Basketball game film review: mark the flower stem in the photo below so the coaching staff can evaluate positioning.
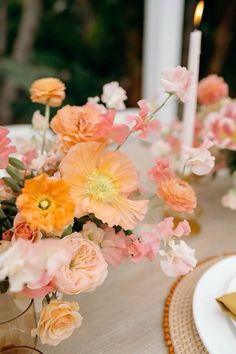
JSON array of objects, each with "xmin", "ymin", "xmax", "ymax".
[
  {"xmin": 115, "ymin": 93, "xmax": 173, "ymax": 151},
  {"xmin": 147, "ymin": 92, "xmax": 173, "ymax": 120},
  {"xmin": 41, "ymin": 103, "xmax": 50, "ymax": 155}
]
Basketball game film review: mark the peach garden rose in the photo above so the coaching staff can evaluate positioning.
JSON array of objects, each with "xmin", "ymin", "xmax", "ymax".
[
  {"xmin": 12, "ymin": 213, "xmax": 42, "ymax": 243},
  {"xmin": 32, "ymin": 300, "xmax": 82, "ymax": 346},
  {"xmin": 53, "ymin": 233, "xmax": 108, "ymax": 294}
]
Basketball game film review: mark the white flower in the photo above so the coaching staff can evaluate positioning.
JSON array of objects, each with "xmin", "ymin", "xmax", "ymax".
[
  {"xmin": 81, "ymin": 221, "xmax": 105, "ymax": 245},
  {"xmin": 159, "ymin": 240, "xmax": 197, "ymax": 277},
  {"xmin": 160, "ymin": 66, "xmax": 192, "ymax": 102},
  {"xmin": 0, "ymin": 239, "xmax": 72, "ymax": 292},
  {"xmin": 182, "ymin": 139, "xmax": 215, "ymax": 176},
  {"xmin": 101, "ymin": 81, "xmax": 127, "ymax": 110},
  {"xmin": 32, "ymin": 110, "xmax": 48, "ymax": 132},
  {"xmin": 150, "ymin": 140, "xmax": 172, "ymax": 157},
  {"xmin": 222, "ymin": 189, "xmax": 236, "ymax": 210}
]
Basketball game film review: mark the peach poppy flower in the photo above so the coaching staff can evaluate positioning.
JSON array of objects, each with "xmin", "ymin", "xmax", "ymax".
[
  {"xmin": 16, "ymin": 174, "xmax": 76, "ymax": 235},
  {"xmin": 198, "ymin": 74, "xmax": 228, "ymax": 105},
  {"xmin": 60, "ymin": 142, "xmax": 148, "ymax": 230},
  {"xmin": 157, "ymin": 178, "xmax": 196, "ymax": 213},
  {"xmin": 30, "ymin": 77, "xmax": 65, "ymax": 106},
  {"xmin": 51, "ymin": 104, "xmax": 106, "ymax": 152}
]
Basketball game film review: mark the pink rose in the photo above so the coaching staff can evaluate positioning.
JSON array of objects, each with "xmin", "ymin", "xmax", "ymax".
[
  {"xmin": 53, "ymin": 233, "xmax": 108, "ymax": 294},
  {"xmin": 161, "ymin": 66, "xmax": 192, "ymax": 102},
  {"xmin": 198, "ymin": 74, "xmax": 228, "ymax": 105}
]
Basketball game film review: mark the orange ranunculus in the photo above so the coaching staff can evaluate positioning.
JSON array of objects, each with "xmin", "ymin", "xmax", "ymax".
[
  {"xmin": 30, "ymin": 78, "xmax": 65, "ymax": 106},
  {"xmin": 16, "ymin": 174, "xmax": 75, "ymax": 235},
  {"xmin": 60, "ymin": 142, "xmax": 148, "ymax": 230},
  {"xmin": 50, "ymin": 104, "xmax": 106, "ymax": 151},
  {"xmin": 157, "ymin": 178, "xmax": 196, "ymax": 213},
  {"xmin": 12, "ymin": 213, "xmax": 42, "ymax": 243}
]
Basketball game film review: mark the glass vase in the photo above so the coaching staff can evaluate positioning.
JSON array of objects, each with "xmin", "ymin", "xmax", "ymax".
[{"xmin": 0, "ymin": 293, "xmax": 37, "ymax": 352}]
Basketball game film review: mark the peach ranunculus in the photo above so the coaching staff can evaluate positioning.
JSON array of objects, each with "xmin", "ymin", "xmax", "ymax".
[
  {"xmin": 51, "ymin": 104, "xmax": 106, "ymax": 152},
  {"xmin": 157, "ymin": 178, "xmax": 197, "ymax": 213},
  {"xmin": 53, "ymin": 233, "xmax": 108, "ymax": 295},
  {"xmin": 198, "ymin": 74, "xmax": 228, "ymax": 105},
  {"xmin": 12, "ymin": 213, "xmax": 42, "ymax": 243},
  {"xmin": 16, "ymin": 174, "xmax": 76, "ymax": 235},
  {"xmin": 160, "ymin": 66, "xmax": 192, "ymax": 103},
  {"xmin": 33, "ymin": 300, "xmax": 82, "ymax": 346},
  {"xmin": 30, "ymin": 78, "xmax": 65, "ymax": 107},
  {"xmin": 60, "ymin": 142, "xmax": 148, "ymax": 230}
]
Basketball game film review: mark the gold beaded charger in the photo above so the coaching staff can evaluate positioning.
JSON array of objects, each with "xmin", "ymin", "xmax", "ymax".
[{"xmin": 163, "ymin": 254, "xmax": 235, "ymax": 354}]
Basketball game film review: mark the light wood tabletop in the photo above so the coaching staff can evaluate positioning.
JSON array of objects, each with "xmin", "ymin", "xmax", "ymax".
[{"xmin": 38, "ymin": 141, "xmax": 236, "ymax": 354}]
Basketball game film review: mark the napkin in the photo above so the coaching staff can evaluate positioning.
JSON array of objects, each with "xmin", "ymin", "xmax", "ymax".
[{"xmin": 216, "ymin": 292, "xmax": 236, "ymax": 321}]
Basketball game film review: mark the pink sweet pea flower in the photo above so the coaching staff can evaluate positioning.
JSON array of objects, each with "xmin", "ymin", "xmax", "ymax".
[
  {"xmin": 155, "ymin": 217, "xmax": 191, "ymax": 242},
  {"xmin": 101, "ymin": 228, "xmax": 129, "ymax": 266},
  {"xmin": 161, "ymin": 66, "xmax": 192, "ymax": 103},
  {"xmin": 139, "ymin": 231, "xmax": 161, "ymax": 261},
  {"xmin": 0, "ymin": 127, "xmax": 16, "ymax": 169},
  {"xmin": 127, "ymin": 235, "xmax": 148, "ymax": 263},
  {"xmin": 127, "ymin": 99, "xmax": 160, "ymax": 139},
  {"xmin": 94, "ymin": 109, "xmax": 130, "ymax": 144},
  {"xmin": 222, "ymin": 189, "xmax": 236, "ymax": 210},
  {"xmin": 148, "ymin": 158, "xmax": 174, "ymax": 182},
  {"xmin": 23, "ymin": 281, "xmax": 55, "ymax": 299},
  {"xmin": 182, "ymin": 139, "xmax": 215, "ymax": 176},
  {"xmin": 160, "ymin": 240, "xmax": 197, "ymax": 277},
  {"xmin": 205, "ymin": 102, "xmax": 236, "ymax": 150},
  {"xmin": 32, "ymin": 110, "xmax": 48, "ymax": 132}
]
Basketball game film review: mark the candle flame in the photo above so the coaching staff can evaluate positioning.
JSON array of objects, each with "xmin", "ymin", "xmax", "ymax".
[{"xmin": 193, "ymin": 1, "xmax": 204, "ymax": 28}]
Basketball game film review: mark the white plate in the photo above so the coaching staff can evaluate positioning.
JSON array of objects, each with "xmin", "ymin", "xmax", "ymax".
[
  {"xmin": 193, "ymin": 256, "xmax": 236, "ymax": 354},
  {"xmin": 226, "ymin": 275, "xmax": 236, "ymax": 328}
]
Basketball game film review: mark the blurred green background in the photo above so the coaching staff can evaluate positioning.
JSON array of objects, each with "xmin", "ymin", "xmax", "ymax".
[{"xmin": 0, "ymin": 0, "xmax": 235, "ymax": 125}]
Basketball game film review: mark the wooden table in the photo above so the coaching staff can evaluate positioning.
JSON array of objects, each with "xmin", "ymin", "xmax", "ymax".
[{"xmin": 35, "ymin": 141, "xmax": 235, "ymax": 354}]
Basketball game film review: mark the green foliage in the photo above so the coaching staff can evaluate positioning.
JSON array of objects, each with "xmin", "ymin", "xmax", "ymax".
[{"xmin": 3, "ymin": 0, "xmax": 144, "ymax": 123}]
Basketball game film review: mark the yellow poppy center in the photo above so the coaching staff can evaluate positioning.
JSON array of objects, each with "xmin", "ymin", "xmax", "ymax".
[
  {"xmin": 86, "ymin": 169, "xmax": 119, "ymax": 201},
  {"xmin": 36, "ymin": 195, "xmax": 54, "ymax": 212}
]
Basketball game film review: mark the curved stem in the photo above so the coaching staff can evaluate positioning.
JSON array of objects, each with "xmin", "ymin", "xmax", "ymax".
[{"xmin": 41, "ymin": 103, "xmax": 50, "ymax": 155}]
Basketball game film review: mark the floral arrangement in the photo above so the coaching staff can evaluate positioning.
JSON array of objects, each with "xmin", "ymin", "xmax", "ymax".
[
  {"xmin": 0, "ymin": 67, "xmax": 215, "ymax": 346},
  {"xmin": 195, "ymin": 74, "xmax": 236, "ymax": 210}
]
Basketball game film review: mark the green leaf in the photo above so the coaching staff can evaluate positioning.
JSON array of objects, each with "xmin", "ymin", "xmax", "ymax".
[
  {"xmin": 2, "ymin": 177, "xmax": 21, "ymax": 193},
  {"xmin": 6, "ymin": 166, "xmax": 22, "ymax": 182},
  {"xmin": 9, "ymin": 157, "xmax": 25, "ymax": 171},
  {"xmin": 0, "ymin": 209, "xmax": 7, "ymax": 219},
  {"xmin": 61, "ymin": 225, "xmax": 73, "ymax": 237},
  {"xmin": 0, "ymin": 280, "xmax": 9, "ymax": 294}
]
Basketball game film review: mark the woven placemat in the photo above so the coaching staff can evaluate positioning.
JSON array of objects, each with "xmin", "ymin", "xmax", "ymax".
[{"xmin": 163, "ymin": 254, "xmax": 235, "ymax": 354}]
